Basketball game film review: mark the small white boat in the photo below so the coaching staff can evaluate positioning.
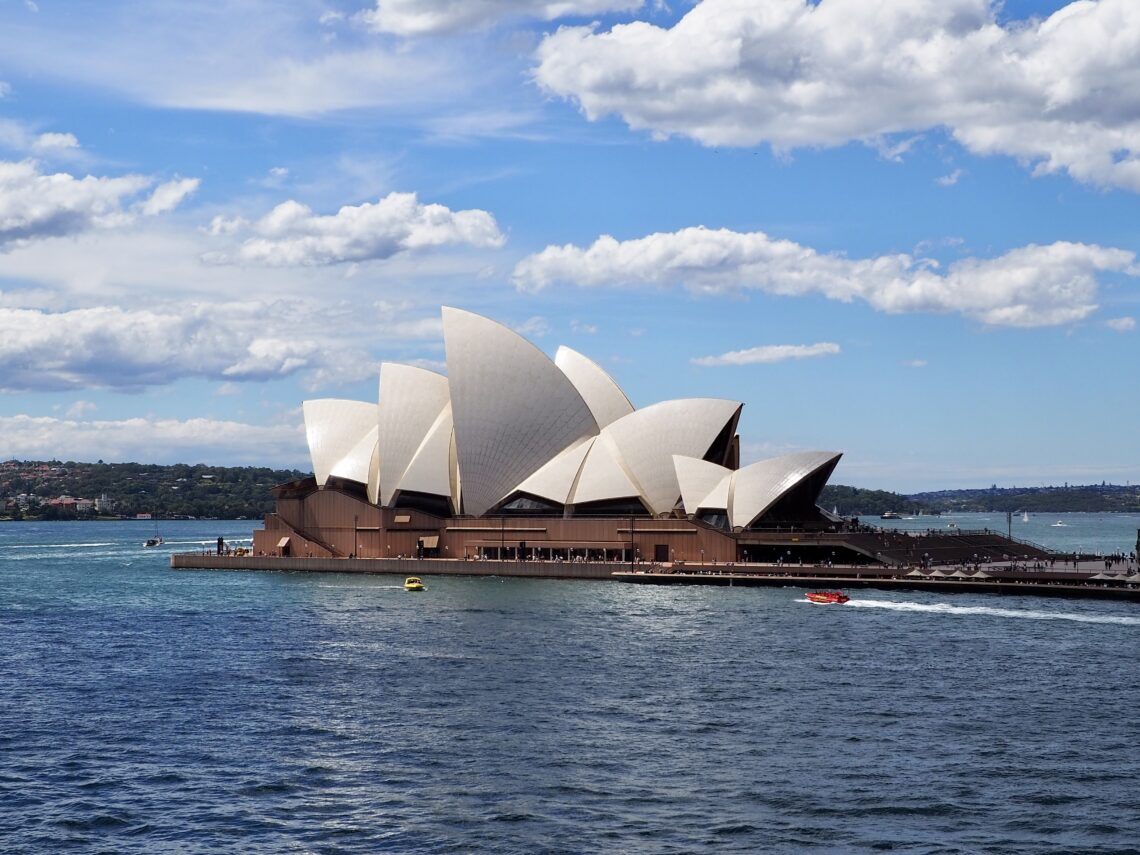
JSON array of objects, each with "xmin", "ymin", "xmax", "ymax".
[
  {"xmin": 1051, "ymin": 521, "xmax": 1067, "ymax": 527},
  {"xmin": 1022, "ymin": 511, "xmax": 1029, "ymax": 523}
]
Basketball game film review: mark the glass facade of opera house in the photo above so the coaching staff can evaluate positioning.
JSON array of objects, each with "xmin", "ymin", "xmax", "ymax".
[{"xmin": 251, "ymin": 307, "xmax": 843, "ymax": 565}]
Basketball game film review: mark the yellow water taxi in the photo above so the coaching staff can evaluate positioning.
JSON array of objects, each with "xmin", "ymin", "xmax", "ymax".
[{"xmin": 404, "ymin": 576, "xmax": 425, "ymax": 591}]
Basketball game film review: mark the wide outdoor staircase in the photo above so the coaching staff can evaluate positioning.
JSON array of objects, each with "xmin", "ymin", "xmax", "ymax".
[{"xmin": 843, "ymin": 528, "xmax": 1054, "ymax": 567}]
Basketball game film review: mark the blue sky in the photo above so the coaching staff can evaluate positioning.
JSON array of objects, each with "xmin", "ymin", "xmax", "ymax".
[{"xmin": 1, "ymin": 0, "xmax": 1137, "ymax": 492}]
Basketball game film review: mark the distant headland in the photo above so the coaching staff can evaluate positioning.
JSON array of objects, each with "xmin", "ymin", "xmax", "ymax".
[{"xmin": 2, "ymin": 458, "xmax": 1137, "ymax": 521}]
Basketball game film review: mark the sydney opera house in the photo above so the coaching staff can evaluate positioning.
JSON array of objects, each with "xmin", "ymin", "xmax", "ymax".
[{"xmin": 251, "ymin": 307, "xmax": 845, "ymax": 566}]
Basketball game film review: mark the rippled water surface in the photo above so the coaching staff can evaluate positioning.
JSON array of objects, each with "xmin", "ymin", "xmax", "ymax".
[{"xmin": 2, "ymin": 520, "xmax": 1138, "ymax": 853}]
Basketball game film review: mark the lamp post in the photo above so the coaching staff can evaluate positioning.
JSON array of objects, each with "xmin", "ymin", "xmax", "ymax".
[
  {"xmin": 353, "ymin": 515, "xmax": 358, "ymax": 558},
  {"xmin": 629, "ymin": 513, "xmax": 635, "ymax": 571}
]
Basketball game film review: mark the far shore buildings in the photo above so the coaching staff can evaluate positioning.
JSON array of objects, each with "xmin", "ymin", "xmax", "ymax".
[{"xmin": 253, "ymin": 307, "xmax": 848, "ymax": 565}]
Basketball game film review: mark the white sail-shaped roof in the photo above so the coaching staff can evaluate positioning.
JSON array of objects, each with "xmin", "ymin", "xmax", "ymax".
[
  {"xmin": 377, "ymin": 363, "xmax": 450, "ymax": 507},
  {"xmin": 569, "ymin": 434, "xmax": 642, "ymax": 506},
  {"xmin": 673, "ymin": 456, "xmax": 731, "ymax": 514},
  {"xmin": 443, "ymin": 307, "xmax": 599, "ymax": 517},
  {"xmin": 515, "ymin": 436, "xmax": 596, "ymax": 505},
  {"xmin": 555, "ymin": 346, "xmax": 634, "ymax": 429},
  {"xmin": 601, "ymin": 398, "xmax": 742, "ymax": 515},
  {"xmin": 395, "ymin": 403, "xmax": 455, "ymax": 509},
  {"xmin": 303, "ymin": 399, "xmax": 379, "ymax": 488},
  {"xmin": 328, "ymin": 425, "xmax": 380, "ymax": 503},
  {"xmin": 728, "ymin": 451, "xmax": 842, "ymax": 529}
]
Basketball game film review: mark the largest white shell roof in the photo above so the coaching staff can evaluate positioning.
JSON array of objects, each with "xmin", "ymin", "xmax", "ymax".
[{"xmin": 301, "ymin": 307, "xmax": 836, "ymax": 521}]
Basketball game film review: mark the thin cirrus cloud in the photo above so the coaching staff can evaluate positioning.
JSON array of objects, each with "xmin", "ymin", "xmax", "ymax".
[
  {"xmin": 359, "ymin": 0, "xmax": 645, "ymax": 35},
  {"xmin": 206, "ymin": 191, "xmax": 505, "ymax": 266},
  {"xmin": 0, "ymin": 159, "xmax": 198, "ymax": 249},
  {"xmin": 0, "ymin": 3, "xmax": 488, "ymax": 118},
  {"xmin": 511, "ymin": 226, "xmax": 1139, "ymax": 328},
  {"xmin": 534, "ymin": 0, "xmax": 1140, "ymax": 192},
  {"xmin": 692, "ymin": 342, "xmax": 840, "ymax": 367}
]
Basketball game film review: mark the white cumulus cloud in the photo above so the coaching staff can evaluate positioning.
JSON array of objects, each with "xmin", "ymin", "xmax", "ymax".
[
  {"xmin": 32, "ymin": 132, "xmax": 80, "ymax": 152},
  {"xmin": 534, "ymin": 0, "xmax": 1140, "ymax": 191},
  {"xmin": 211, "ymin": 191, "xmax": 505, "ymax": 266},
  {"xmin": 0, "ymin": 160, "xmax": 196, "ymax": 249},
  {"xmin": 511, "ymin": 226, "xmax": 1138, "ymax": 328},
  {"xmin": 360, "ymin": 0, "xmax": 645, "ymax": 36},
  {"xmin": 1105, "ymin": 316, "xmax": 1136, "ymax": 332},
  {"xmin": 0, "ymin": 414, "xmax": 307, "ymax": 469},
  {"xmin": 693, "ymin": 342, "xmax": 840, "ymax": 367}
]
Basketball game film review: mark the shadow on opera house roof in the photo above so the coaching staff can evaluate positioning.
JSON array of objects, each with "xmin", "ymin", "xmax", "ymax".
[{"xmin": 299, "ymin": 307, "xmax": 841, "ymax": 529}]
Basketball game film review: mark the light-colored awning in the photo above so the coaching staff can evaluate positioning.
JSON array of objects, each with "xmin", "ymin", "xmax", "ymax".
[
  {"xmin": 277, "ymin": 537, "xmax": 291, "ymax": 548},
  {"xmin": 419, "ymin": 535, "xmax": 439, "ymax": 548}
]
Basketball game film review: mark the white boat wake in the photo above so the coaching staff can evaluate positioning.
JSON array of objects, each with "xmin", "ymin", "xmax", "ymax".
[{"xmin": 845, "ymin": 599, "xmax": 1140, "ymax": 626}]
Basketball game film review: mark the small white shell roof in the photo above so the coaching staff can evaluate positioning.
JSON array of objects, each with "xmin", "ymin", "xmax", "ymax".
[
  {"xmin": 443, "ymin": 307, "xmax": 599, "ymax": 517},
  {"xmin": 555, "ymin": 346, "xmax": 634, "ymax": 429},
  {"xmin": 602, "ymin": 398, "xmax": 742, "ymax": 515},
  {"xmin": 673, "ymin": 456, "xmax": 731, "ymax": 515},
  {"xmin": 730, "ymin": 451, "xmax": 841, "ymax": 529},
  {"xmin": 303, "ymin": 399, "xmax": 379, "ymax": 488},
  {"xmin": 328, "ymin": 425, "xmax": 380, "ymax": 503},
  {"xmin": 396, "ymin": 403, "xmax": 456, "ymax": 510},
  {"xmin": 515, "ymin": 436, "xmax": 596, "ymax": 505},
  {"xmin": 377, "ymin": 363, "xmax": 450, "ymax": 506},
  {"xmin": 568, "ymin": 434, "xmax": 641, "ymax": 506},
  {"xmin": 673, "ymin": 450, "xmax": 841, "ymax": 528}
]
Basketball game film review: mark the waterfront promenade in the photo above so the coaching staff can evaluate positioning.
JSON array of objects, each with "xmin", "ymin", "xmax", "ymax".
[{"xmin": 171, "ymin": 552, "xmax": 1140, "ymax": 601}]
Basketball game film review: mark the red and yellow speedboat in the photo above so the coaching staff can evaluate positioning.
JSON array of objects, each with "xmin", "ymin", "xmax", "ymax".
[{"xmin": 805, "ymin": 590, "xmax": 849, "ymax": 605}]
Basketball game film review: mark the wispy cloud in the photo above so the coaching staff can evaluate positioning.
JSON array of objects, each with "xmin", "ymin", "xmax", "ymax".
[
  {"xmin": 936, "ymin": 169, "xmax": 963, "ymax": 187},
  {"xmin": 1105, "ymin": 316, "xmax": 1135, "ymax": 332},
  {"xmin": 693, "ymin": 342, "xmax": 840, "ymax": 367}
]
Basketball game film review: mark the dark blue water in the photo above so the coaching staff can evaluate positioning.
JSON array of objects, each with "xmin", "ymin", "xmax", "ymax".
[{"xmin": 3, "ymin": 521, "xmax": 1138, "ymax": 853}]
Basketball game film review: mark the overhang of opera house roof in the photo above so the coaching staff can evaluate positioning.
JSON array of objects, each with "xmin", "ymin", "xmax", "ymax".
[
  {"xmin": 567, "ymin": 433, "xmax": 641, "ymax": 507},
  {"xmin": 729, "ymin": 451, "xmax": 842, "ymax": 529},
  {"xmin": 394, "ymin": 402, "xmax": 457, "ymax": 512},
  {"xmin": 329, "ymin": 425, "xmax": 380, "ymax": 504},
  {"xmin": 377, "ymin": 362, "xmax": 450, "ymax": 507},
  {"xmin": 601, "ymin": 398, "xmax": 742, "ymax": 516},
  {"xmin": 673, "ymin": 455, "xmax": 731, "ymax": 515},
  {"xmin": 554, "ymin": 346, "xmax": 634, "ymax": 429},
  {"xmin": 303, "ymin": 399, "xmax": 379, "ymax": 489},
  {"xmin": 514, "ymin": 436, "xmax": 596, "ymax": 506},
  {"xmin": 442, "ymin": 306, "xmax": 599, "ymax": 517}
]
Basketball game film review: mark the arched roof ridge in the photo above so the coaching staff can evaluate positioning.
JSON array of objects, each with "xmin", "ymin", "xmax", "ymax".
[
  {"xmin": 377, "ymin": 362, "xmax": 450, "ymax": 506},
  {"xmin": 602, "ymin": 398, "xmax": 743, "ymax": 515},
  {"xmin": 303, "ymin": 399, "xmax": 379, "ymax": 488},
  {"xmin": 730, "ymin": 451, "xmax": 843, "ymax": 529},
  {"xmin": 442, "ymin": 307, "xmax": 599, "ymax": 517},
  {"xmin": 555, "ymin": 345, "xmax": 635, "ymax": 429}
]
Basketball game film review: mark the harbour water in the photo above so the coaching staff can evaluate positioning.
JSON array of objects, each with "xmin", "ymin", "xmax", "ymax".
[
  {"xmin": 863, "ymin": 511, "xmax": 1140, "ymax": 556},
  {"xmin": 2, "ymin": 518, "xmax": 1138, "ymax": 853}
]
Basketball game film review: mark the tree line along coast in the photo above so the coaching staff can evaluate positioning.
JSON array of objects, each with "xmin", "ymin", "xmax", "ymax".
[
  {"xmin": 1, "ymin": 460, "xmax": 1138, "ymax": 521},
  {"xmin": 0, "ymin": 460, "xmax": 306, "ymax": 521}
]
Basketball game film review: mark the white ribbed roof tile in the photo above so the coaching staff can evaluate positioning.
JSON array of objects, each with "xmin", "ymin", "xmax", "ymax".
[
  {"xmin": 377, "ymin": 363, "xmax": 450, "ymax": 506},
  {"xmin": 730, "ymin": 451, "xmax": 842, "ymax": 529},
  {"xmin": 443, "ymin": 307, "xmax": 599, "ymax": 516},
  {"xmin": 555, "ymin": 346, "xmax": 634, "ymax": 429},
  {"xmin": 303, "ymin": 399, "xmax": 379, "ymax": 488},
  {"xmin": 602, "ymin": 398, "xmax": 742, "ymax": 515}
]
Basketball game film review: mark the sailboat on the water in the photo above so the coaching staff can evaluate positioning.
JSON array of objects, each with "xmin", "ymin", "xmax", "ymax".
[{"xmin": 143, "ymin": 520, "xmax": 164, "ymax": 548}]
